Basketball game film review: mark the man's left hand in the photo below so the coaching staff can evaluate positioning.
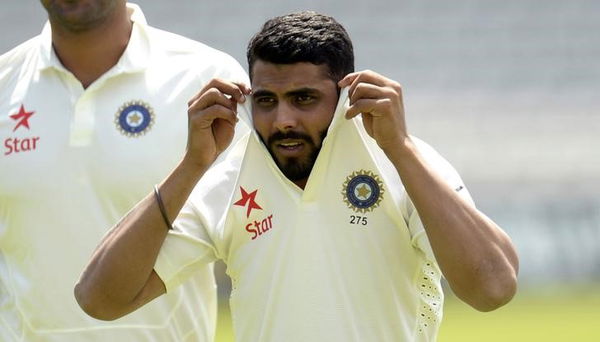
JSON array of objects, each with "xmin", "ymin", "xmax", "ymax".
[{"xmin": 338, "ymin": 70, "xmax": 409, "ymax": 154}]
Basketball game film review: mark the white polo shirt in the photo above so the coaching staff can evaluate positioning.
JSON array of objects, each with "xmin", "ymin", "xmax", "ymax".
[
  {"xmin": 155, "ymin": 90, "xmax": 473, "ymax": 342},
  {"xmin": 0, "ymin": 3, "xmax": 248, "ymax": 341}
]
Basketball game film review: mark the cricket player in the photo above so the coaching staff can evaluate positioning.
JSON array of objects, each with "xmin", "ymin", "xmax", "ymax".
[{"xmin": 75, "ymin": 11, "xmax": 519, "ymax": 342}]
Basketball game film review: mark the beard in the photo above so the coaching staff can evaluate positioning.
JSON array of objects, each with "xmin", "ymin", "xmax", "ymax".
[
  {"xmin": 261, "ymin": 130, "xmax": 328, "ymax": 182},
  {"xmin": 43, "ymin": 0, "xmax": 118, "ymax": 33}
]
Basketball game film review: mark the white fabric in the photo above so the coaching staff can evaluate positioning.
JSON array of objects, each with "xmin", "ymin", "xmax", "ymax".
[
  {"xmin": 155, "ymin": 89, "xmax": 473, "ymax": 342},
  {"xmin": 0, "ymin": 3, "xmax": 248, "ymax": 341}
]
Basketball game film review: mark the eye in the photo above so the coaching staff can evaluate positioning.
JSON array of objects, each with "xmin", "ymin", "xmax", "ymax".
[
  {"xmin": 295, "ymin": 94, "xmax": 315, "ymax": 105},
  {"xmin": 254, "ymin": 96, "xmax": 276, "ymax": 107}
]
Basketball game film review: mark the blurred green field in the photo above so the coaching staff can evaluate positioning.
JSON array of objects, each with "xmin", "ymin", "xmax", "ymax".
[
  {"xmin": 439, "ymin": 289, "xmax": 600, "ymax": 341},
  {"xmin": 215, "ymin": 288, "xmax": 600, "ymax": 342}
]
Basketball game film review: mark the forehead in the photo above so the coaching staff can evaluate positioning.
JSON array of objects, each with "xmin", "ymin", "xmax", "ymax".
[{"xmin": 251, "ymin": 61, "xmax": 334, "ymax": 94}]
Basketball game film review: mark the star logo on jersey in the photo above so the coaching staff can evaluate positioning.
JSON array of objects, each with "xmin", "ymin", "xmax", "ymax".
[
  {"xmin": 342, "ymin": 170, "xmax": 385, "ymax": 213},
  {"xmin": 9, "ymin": 104, "xmax": 35, "ymax": 132},
  {"xmin": 115, "ymin": 100, "xmax": 155, "ymax": 137},
  {"xmin": 234, "ymin": 186, "xmax": 263, "ymax": 218}
]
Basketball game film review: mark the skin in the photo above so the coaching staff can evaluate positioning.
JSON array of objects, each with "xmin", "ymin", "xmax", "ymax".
[
  {"xmin": 40, "ymin": 0, "xmax": 130, "ymax": 88},
  {"xmin": 251, "ymin": 61, "xmax": 339, "ymax": 189},
  {"xmin": 75, "ymin": 63, "xmax": 518, "ymax": 320}
]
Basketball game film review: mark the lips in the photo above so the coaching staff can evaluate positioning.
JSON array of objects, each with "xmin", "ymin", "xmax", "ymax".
[{"xmin": 274, "ymin": 139, "xmax": 305, "ymax": 156}]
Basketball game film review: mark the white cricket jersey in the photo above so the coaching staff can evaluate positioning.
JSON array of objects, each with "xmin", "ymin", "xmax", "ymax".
[
  {"xmin": 0, "ymin": 3, "xmax": 248, "ymax": 341},
  {"xmin": 155, "ymin": 89, "xmax": 473, "ymax": 341}
]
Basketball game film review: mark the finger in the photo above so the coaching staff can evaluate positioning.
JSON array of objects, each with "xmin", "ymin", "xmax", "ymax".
[
  {"xmin": 209, "ymin": 80, "xmax": 250, "ymax": 104},
  {"xmin": 189, "ymin": 104, "xmax": 238, "ymax": 130},
  {"xmin": 338, "ymin": 72, "xmax": 361, "ymax": 88},
  {"xmin": 187, "ymin": 79, "xmax": 223, "ymax": 107},
  {"xmin": 345, "ymin": 98, "xmax": 394, "ymax": 119},
  {"xmin": 348, "ymin": 82, "xmax": 399, "ymax": 106},
  {"xmin": 232, "ymin": 82, "xmax": 252, "ymax": 98},
  {"xmin": 338, "ymin": 69, "xmax": 386, "ymax": 86},
  {"xmin": 346, "ymin": 70, "xmax": 381, "ymax": 97},
  {"xmin": 342, "ymin": 70, "xmax": 399, "ymax": 101},
  {"xmin": 188, "ymin": 79, "xmax": 250, "ymax": 107},
  {"xmin": 188, "ymin": 87, "xmax": 239, "ymax": 114}
]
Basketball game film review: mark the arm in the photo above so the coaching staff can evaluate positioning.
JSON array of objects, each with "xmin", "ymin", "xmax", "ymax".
[
  {"xmin": 74, "ymin": 79, "xmax": 250, "ymax": 320},
  {"xmin": 339, "ymin": 71, "xmax": 519, "ymax": 312}
]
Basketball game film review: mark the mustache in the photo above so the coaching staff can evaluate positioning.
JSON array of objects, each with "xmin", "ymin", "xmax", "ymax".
[{"xmin": 267, "ymin": 131, "xmax": 315, "ymax": 146}]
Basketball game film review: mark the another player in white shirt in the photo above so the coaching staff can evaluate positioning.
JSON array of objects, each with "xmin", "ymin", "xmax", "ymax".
[
  {"xmin": 76, "ymin": 11, "xmax": 519, "ymax": 342},
  {"xmin": 0, "ymin": 1, "xmax": 247, "ymax": 341}
]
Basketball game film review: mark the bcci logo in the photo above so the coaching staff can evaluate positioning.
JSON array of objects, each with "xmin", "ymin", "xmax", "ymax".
[
  {"xmin": 342, "ymin": 170, "xmax": 384, "ymax": 213},
  {"xmin": 115, "ymin": 100, "xmax": 155, "ymax": 137}
]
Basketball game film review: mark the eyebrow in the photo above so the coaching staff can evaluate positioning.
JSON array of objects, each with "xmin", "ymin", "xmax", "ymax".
[
  {"xmin": 251, "ymin": 89, "xmax": 276, "ymax": 98},
  {"xmin": 286, "ymin": 88, "xmax": 319, "ymax": 97},
  {"xmin": 252, "ymin": 87, "xmax": 319, "ymax": 98}
]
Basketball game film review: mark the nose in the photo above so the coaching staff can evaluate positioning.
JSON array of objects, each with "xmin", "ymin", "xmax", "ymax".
[{"xmin": 273, "ymin": 102, "xmax": 297, "ymax": 132}]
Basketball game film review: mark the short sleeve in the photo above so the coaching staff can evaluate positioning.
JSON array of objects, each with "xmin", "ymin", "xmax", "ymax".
[
  {"xmin": 154, "ymin": 202, "xmax": 218, "ymax": 292},
  {"xmin": 154, "ymin": 139, "xmax": 246, "ymax": 292}
]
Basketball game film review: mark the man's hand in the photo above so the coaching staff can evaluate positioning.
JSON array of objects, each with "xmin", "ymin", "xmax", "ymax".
[
  {"xmin": 185, "ymin": 79, "xmax": 251, "ymax": 168},
  {"xmin": 338, "ymin": 70, "xmax": 408, "ymax": 154}
]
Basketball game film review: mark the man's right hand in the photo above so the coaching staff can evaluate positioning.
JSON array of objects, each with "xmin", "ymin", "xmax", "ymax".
[{"xmin": 184, "ymin": 79, "xmax": 251, "ymax": 168}]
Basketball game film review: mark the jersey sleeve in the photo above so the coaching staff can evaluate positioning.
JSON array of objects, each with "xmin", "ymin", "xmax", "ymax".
[
  {"xmin": 154, "ymin": 201, "xmax": 218, "ymax": 293},
  {"xmin": 153, "ymin": 138, "xmax": 245, "ymax": 292}
]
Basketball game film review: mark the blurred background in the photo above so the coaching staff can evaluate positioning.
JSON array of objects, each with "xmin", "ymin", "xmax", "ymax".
[{"xmin": 2, "ymin": 0, "xmax": 598, "ymax": 340}]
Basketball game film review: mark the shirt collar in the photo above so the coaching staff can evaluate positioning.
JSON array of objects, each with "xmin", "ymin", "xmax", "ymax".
[
  {"xmin": 36, "ymin": 2, "xmax": 151, "ymax": 75},
  {"xmin": 37, "ymin": 21, "xmax": 57, "ymax": 71}
]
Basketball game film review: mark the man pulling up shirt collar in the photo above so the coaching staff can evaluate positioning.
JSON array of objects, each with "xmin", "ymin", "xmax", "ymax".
[{"xmin": 76, "ymin": 11, "xmax": 519, "ymax": 342}]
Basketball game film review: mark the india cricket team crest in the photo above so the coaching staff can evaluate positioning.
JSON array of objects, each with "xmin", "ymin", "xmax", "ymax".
[
  {"xmin": 115, "ymin": 100, "xmax": 155, "ymax": 137},
  {"xmin": 342, "ymin": 170, "xmax": 385, "ymax": 213}
]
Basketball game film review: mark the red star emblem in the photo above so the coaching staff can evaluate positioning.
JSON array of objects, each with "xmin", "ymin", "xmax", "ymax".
[
  {"xmin": 233, "ymin": 187, "xmax": 263, "ymax": 218},
  {"xmin": 9, "ymin": 104, "xmax": 35, "ymax": 132}
]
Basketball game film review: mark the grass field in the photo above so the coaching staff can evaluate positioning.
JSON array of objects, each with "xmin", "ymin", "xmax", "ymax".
[
  {"xmin": 215, "ymin": 288, "xmax": 600, "ymax": 341},
  {"xmin": 439, "ymin": 289, "xmax": 600, "ymax": 341}
]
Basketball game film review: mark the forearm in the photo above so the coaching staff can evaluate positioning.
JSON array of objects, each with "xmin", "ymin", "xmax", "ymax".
[
  {"xmin": 386, "ymin": 138, "xmax": 519, "ymax": 311},
  {"xmin": 75, "ymin": 157, "xmax": 210, "ymax": 320}
]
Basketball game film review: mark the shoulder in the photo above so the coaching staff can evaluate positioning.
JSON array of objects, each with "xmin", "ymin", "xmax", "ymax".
[
  {"xmin": 0, "ymin": 36, "xmax": 39, "ymax": 76},
  {"xmin": 143, "ymin": 25, "xmax": 247, "ymax": 81},
  {"xmin": 364, "ymin": 134, "xmax": 462, "ymax": 186},
  {"xmin": 411, "ymin": 136, "xmax": 461, "ymax": 178},
  {"xmin": 145, "ymin": 25, "xmax": 228, "ymax": 59},
  {"xmin": 0, "ymin": 35, "xmax": 39, "ymax": 62},
  {"xmin": 0, "ymin": 36, "xmax": 40, "ymax": 100},
  {"xmin": 410, "ymin": 136, "xmax": 473, "ymax": 203}
]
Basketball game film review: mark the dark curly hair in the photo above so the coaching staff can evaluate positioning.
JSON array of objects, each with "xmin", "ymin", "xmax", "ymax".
[{"xmin": 246, "ymin": 11, "xmax": 354, "ymax": 83}]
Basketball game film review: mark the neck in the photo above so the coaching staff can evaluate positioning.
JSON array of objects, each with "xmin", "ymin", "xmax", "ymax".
[
  {"xmin": 293, "ymin": 179, "xmax": 308, "ymax": 190},
  {"xmin": 50, "ymin": 5, "xmax": 132, "ymax": 88}
]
